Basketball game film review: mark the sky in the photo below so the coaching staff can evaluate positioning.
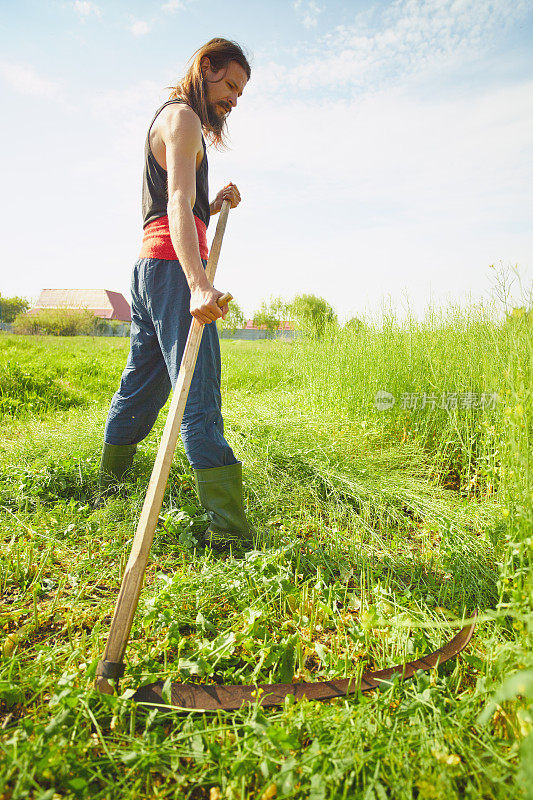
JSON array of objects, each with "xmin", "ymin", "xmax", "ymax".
[{"xmin": 0, "ymin": 0, "xmax": 532, "ymax": 321}]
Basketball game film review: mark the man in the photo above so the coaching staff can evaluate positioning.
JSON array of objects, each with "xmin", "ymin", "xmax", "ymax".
[{"xmin": 98, "ymin": 38, "xmax": 253, "ymax": 548}]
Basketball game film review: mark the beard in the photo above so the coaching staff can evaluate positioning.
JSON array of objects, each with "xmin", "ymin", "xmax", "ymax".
[{"xmin": 205, "ymin": 99, "xmax": 229, "ymax": 137}]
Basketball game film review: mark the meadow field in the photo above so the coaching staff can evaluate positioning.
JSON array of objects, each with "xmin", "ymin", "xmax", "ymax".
[{"xmin": 0, "ymin": 295, "xmax": 531, "ymax": 799}]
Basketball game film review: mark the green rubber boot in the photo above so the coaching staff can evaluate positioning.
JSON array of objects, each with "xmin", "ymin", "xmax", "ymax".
[
  {"xmin": 98, "ymin": 442, "xmax": 137, "ymax": 497},
  {"xmin": 193, "ymin": 461, "xmax": 253, "ymax": 551}
]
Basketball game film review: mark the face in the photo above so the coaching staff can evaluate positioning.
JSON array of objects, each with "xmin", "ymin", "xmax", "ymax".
[{"xmin": 201, "ymin": 58, "xmax": 248, "ymax": 122}]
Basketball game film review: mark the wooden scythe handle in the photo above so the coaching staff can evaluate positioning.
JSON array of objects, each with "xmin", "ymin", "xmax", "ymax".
[{"xmin": 95, "ymin": 200, "xmax": 232, "ymax": 695}]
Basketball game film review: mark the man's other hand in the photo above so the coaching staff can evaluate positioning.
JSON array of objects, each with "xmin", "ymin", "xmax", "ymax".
[{"xmin": 211, "ymin": 182, "xmax": 241, "ymax": 214}]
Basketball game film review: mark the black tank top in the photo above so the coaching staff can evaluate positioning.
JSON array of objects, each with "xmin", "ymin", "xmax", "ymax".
[{"xmin": 142, "ymin": 99, "xmax": 210, "ymax": 229}]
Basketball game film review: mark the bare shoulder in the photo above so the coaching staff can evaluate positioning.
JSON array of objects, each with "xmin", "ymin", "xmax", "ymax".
[
  {"xmin": 163, "ymin": 102, "xmax": 202, "ymax": 147},
  {"xmin": 150, "ymin": 101, "xmax": 202, "ymax": 171}
]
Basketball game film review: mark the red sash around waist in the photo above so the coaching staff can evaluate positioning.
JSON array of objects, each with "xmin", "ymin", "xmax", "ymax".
[{"xmin": 139, "ymin": 214, "xmax": 208, "ymax": 261}]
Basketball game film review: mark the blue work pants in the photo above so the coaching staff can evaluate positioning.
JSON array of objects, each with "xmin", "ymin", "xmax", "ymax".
[{"xmin": 103, "ymin": 257, "xmax": 237, "ymax": 469}]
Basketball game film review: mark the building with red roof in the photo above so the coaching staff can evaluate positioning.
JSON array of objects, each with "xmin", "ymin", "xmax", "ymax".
[{"xmin": 29, "ymin": 289, "xmax": 131, "ymax": 322}]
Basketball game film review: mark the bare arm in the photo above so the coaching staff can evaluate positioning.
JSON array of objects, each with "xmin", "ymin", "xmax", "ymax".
[{"xmin": 164, "ymin": 106, "xmax": 225, "ymax": 324}]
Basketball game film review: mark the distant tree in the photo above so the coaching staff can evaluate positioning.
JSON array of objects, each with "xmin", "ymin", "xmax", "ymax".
[
  {"xmin": 253, "ymin": 297, "xmax": 289, "ymax": 338},
  {"xmin": 289, "ymin": 294, "xmax": 337, "ymax": 338},
  {"xmin": 217, "ymin": 300, "xmax": 245, "ymax": 333},
  {"xmin": 0, "ymin": 294, "xmax": 30, "ymax": 323},
  {"xmin": 343, "ymin": 316, "xmax": 365, "ymax": 334}
]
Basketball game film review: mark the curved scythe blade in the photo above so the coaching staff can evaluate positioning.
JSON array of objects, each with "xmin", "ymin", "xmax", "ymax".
[{"xmin": 132, "ymin": 612, "xmax": 477, "ymax": 712}]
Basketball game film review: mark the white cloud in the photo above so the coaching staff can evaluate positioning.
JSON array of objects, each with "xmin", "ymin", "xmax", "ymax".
[
  {"xmin": 72, "ymin": 1, "xmax": 102, "ymax": 17},
  {"xmin": 294, "ymin": 0, "xmax": 322, "ymax": 29},
  {"xmin": 0, "ymin": 61, "xmax": 62, "ymax": 99},
  {"xmin": 129, "ymin": 19, "xmax": 151, "ymax": 37},
  {"xmin": 162, "ymin": 0, "xmax": 185, "ymax": 12},
  {"xmin": 267, "ymin": 0, "xmax": 531, "ymax": 92},
  {"xmin": 161, "ymin": 0, "xmax": 198, "ymax": 13}
]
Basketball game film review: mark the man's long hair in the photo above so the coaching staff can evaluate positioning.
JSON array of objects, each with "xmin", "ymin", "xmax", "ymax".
[{"xmin": 169, "ymin": 38, "xmax": 251, "ymax": 148}]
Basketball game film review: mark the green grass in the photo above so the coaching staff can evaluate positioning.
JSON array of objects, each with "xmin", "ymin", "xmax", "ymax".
[{"xmin": 0, "ymin": 295, "xmax": 531, "ymax": 800}]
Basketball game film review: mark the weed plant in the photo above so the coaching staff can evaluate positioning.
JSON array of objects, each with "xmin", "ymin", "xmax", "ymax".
[{"xmin": 0, "ymin": 285, "xmax": 531, "ymax": 799}]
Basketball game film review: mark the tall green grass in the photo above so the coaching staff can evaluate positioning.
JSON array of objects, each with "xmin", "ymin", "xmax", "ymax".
[
  {"xmin": 0, "ymin": 335, "xmax": 128, "ymax": 419},
  {"xmin": 276, "ymin": 300, "xmax": 510, "ymax": 496},
  {"xmin": 0, "ymin": 286, "xmax": 531, "ymax": 799}
]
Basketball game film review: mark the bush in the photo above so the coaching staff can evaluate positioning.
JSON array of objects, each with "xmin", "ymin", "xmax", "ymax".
[
  {"xmin": 344, "ymin": 316, "xmax": 365, "ymax": 334},
  {"xmin": 13, "ymin": 308, "xmax": 98, "ymax": 336},
  {"xmin": 107, "ymin": 319, "xmax": 130, "ymax": 336},
  {"xmin": 12, "ymin": 313, "xmax": 41, "ymax": 335}
]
